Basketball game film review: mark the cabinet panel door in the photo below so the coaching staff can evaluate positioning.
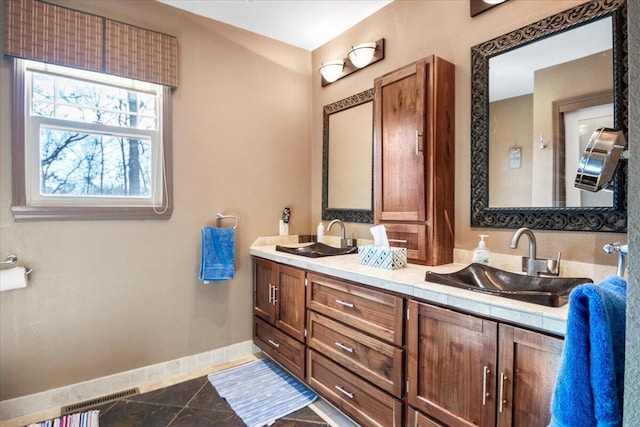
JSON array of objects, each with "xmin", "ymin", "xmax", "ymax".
[
  {"xmin": 407, "ymin": 301, "xmax": 497, "ymax": 427},
  {"xmin": 497, "ymin": 325, "xmax": 563, "ymax": 427},
  {"xmin": 253, "ymin": 258, "xmax": 276, "ymax": 323},
  {"xmin": 374, "ymin": 61, "xmax": 427, "ymax": 222},
  {"xmin": 275, "ymin": 264, "xmax": 306, "ymax": 342}
]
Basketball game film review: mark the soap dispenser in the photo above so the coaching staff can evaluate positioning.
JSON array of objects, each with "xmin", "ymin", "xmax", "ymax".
[
  {"xmin": 317, "ymin": 222, "xmax": 324, "ymax": 243},
  {"xmin": 472, "ymin": 235, "xmax": 491, "ymax": 265}
]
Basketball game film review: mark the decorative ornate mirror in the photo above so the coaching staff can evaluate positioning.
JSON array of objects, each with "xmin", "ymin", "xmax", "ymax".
[
  {"xmin": 322, "ymin": 88, "xmax": 374, "ymax": 223},
  {"xmin": 470, "ymin": 0, "xmax": 627, "ymax": 232}
]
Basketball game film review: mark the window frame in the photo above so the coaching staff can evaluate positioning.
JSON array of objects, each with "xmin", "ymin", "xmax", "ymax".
[{"xmin": 10, "ymin": 58, "xmax": 173, "ymax": 221}]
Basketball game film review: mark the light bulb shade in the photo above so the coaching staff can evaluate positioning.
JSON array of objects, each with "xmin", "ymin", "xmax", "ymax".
[
  {"xmin": 348, "ymin": 42, "xmax": 377, "ymax": 68},
  {"xmin": 483, "ymin": 0, "xmax": 506, "ymax": 4},
  {"xmin": 319, "ymin": 60, "xmax": 345, "ymax": 83}
]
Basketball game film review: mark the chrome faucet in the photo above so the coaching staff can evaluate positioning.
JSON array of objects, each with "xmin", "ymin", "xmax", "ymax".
[
  {"xmin": 510, "ymin": 227, "xmax": 560, "ymax": 276},
  {"xmin": 327, "ymin": 219, "xmax": 356, "ymax": 248}
]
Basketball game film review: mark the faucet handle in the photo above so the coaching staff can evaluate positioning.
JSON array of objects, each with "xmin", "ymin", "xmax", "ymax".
[{"xmin": 548, "ymin": 252, "xmax": 561, "ymax": 276}]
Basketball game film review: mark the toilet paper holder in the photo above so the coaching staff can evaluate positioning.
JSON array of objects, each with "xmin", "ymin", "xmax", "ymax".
[{"xmin": 1, "ymin": 254, "xmax": 33, "ymax": 275}]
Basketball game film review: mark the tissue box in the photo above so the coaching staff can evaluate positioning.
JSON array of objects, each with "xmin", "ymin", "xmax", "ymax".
[{"xmin": 358, "ymin": 245, "xmax": 407, "ymax": 270}]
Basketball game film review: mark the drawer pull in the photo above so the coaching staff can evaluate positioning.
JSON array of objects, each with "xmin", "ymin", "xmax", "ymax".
[
  {"xmin": 499, "ymin": 372, "xmax": 508, "ymax": 413},
  {"xmin": 335, "ymin": 385, "xmax": 354, "ymax": 399},
  {"xmin": 335, "ymin": 299, "xmax": 354, "ymax": 308},
  {"xmin": 482, "ymin": 366, "xmax": 491, "ymax": 406},
  {"xmin": 388, "ymin": 239, "xmax": 408, "ymax": 244},
  {"xmin": 267, "ymin": 339, "xmax": 280, "ymax": 348},
  {"xmin": 334, "ymin": 342, "xmax": 354, "ymax": 353}
]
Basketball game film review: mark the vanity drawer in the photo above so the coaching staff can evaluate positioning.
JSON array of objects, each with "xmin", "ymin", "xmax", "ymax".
[
  {"xmin": 253, "ymin": 317, "xmax": 305, "ymax": 380},
  {"xmin": 380, "ymin": 222, "xmax": 426, "ymax": 262},
  {"xmin": 307, "ymin": 311, "xmax": 403, "ymax": 398},
  {"xmin": 307, "ymin": 349, "xmax": 403, "ymax": 427},
  {"xmin": 307, "ymin": 273, "xmax": 404, "ymax": 346}
]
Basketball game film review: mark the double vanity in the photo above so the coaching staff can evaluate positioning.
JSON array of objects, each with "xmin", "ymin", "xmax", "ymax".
[
  {"xmin": 253, "ymin": 0, "xmax": 628, "ymax": 425},
  {"xmin": 250, "ymin": 236, "xmax": 581, "ymax": 427}
]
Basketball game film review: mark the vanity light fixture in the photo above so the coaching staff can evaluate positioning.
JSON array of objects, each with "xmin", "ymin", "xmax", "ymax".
[
  {"xmin": 320, "ymin": 38, "xmax": 385, "ymax": 87},
  {"xmin": 319, "ymin": 60, "xmax": 345, "ymax": 83},
  {"xmin": 483, "ymin": 0, "xmax": 506, "ymax": 4},
  {"xmin": 348, "ymin": 42, "xmax": 377, "ymax": 68}
]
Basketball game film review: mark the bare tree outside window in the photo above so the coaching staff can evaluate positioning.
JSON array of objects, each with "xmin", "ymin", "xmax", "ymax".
[{"xmin": 31, "ymin": 70, "xmax": 156, "ymax": 199}]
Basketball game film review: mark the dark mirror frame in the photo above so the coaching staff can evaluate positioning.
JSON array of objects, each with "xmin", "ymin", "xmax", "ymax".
[
  {"xmin": 470, "ymin": 0, "xmax": 628, "ymax": 232},
  {"xmin": 322, "ymin": 88, "xmax": 374, "ymax": 223}
]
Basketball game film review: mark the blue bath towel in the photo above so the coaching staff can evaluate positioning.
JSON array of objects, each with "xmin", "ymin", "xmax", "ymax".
[
  {"xmin": 549, "ymin": 275, "xmax": 627, "ymax": 427},
  {"xmin": 199, "ymin": 226, "xmax": 235, "ymax": 282}
]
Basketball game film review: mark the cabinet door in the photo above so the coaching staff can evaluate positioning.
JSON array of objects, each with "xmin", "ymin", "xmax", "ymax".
[
  {"xmin": 374, "ymin": 60, "xmax": 427, "ymax": 222},
  {"xmin": 497, "ymin": 325, "xmax": 563, "ymax": 427},
  {"xmin": 253, "ymin": 257, "xmax": 276, "ymax": 323},
  {"xmin": 407, "ymin": 301, "xmax": 497, "ymax": 427},
  {"xmin": 275, "ymin": 264, "xmax": 306, "ymax": 342}
]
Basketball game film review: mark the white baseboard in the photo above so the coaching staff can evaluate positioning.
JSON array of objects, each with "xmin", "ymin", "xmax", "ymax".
[{"xmin": 0, "ymin": 340, "xmax": 257, "ymax": 425}]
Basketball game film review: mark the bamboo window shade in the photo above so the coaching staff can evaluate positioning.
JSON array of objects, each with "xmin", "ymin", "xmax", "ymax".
[{"xmin": 3, "ymin": 0, "xmax": 178, "ymax": 88}]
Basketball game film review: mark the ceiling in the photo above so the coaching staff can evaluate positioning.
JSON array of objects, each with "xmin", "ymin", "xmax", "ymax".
[{"xmin": 156, "ymin": 0, "xmax": 393, "ymax": 51}]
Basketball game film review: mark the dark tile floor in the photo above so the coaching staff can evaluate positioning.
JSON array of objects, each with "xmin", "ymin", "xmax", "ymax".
[{"xmin": 95, "ymin": 375, "xmax": 330, "ymax": 427}]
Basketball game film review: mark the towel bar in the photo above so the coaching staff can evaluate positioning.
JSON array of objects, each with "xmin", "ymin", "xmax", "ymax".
[{"xmin": 216, "ymin": 213, "xmax": 238, "ymax": 229}]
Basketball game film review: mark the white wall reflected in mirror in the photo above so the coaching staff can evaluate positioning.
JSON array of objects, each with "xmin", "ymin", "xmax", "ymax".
[{"xmin": 328, "ymin": 102, "xmax": 373, "ymax": 210}]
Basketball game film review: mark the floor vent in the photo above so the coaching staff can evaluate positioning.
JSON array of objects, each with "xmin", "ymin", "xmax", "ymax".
[{"xmin": 61, "ymin": 387, "xmax": 139, "ymax": 415}]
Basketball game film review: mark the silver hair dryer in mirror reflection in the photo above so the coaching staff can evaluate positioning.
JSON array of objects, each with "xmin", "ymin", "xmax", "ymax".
[{"xmin": 574, "ymin": 127, "xmax": 627, "ymax": 192}]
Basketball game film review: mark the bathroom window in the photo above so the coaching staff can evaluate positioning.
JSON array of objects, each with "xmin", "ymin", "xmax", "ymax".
[{"xmin": 11, "ymin": 59, "xmax": 173, "ymax": 220}]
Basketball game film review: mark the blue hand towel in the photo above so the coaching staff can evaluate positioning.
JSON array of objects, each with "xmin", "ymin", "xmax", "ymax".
[
  {"xmin": 199, "ymin": 226, "xmax": 235, "ymax": 282},
  {"xmin": 549, "ymin": 275, "xmax": 627, "ymax": 427}
]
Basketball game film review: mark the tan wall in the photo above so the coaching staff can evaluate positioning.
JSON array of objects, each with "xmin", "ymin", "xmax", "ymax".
[
  {"xmin": 532, "ymin": 51, "xmax": 613, "ymax": 205},
  {"xmin": 311, "ymin": 0, "xmax": 625, "ymax": 263},
  {"xmin": 489, "ymin": 94, "xmax": 533, "ymax": 207},
  {"xmin": 0, "ymin": 1, "xmax": 311, "ymax": 400}
]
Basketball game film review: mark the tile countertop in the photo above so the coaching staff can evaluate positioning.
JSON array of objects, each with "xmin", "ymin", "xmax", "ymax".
[{"xmin": 250, "ymin": 236, "xmax": 619, "ymax": 337}]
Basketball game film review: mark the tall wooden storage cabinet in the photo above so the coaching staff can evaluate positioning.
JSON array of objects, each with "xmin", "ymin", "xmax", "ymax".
[{"xmin": 374, "ymin": 56, "xmax": 455, "ymax": 265}]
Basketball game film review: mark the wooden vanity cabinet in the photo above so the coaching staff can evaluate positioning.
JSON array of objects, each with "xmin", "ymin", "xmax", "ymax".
[
  {"xmin": 407, "ymin": 301, "xmax": 563, "ymax": 427},
  {"xmin": 306, "ymin": 273, "xmax": 404, "ymax": 426},
  {"xmin": 253, "ymin": 258, "xmax": 306, "ymax": 378},
  {"xmin": 373, "ymin": 55, "xmax": 455, "ymax": 266}
]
